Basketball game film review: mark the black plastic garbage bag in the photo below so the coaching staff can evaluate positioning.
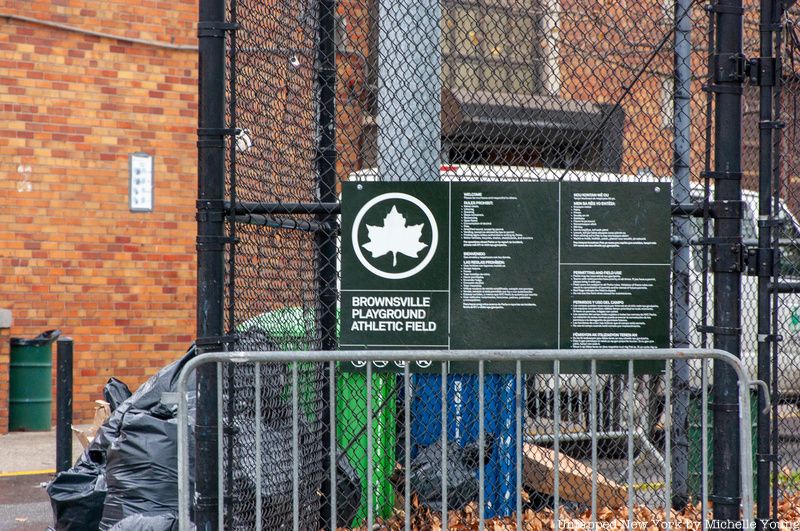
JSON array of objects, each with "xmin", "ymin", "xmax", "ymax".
[
  {"xmin": 107, "ymin": 513, "xmax": 178, "ymax": 531},
  {"xmin": 409, "ymin": 438, "xmax": 493, "ymax": 511},
  {"xmin": 103, "ymin": 378, "xmax": 132, "ymax": 412},
  {"xmin": 319, "ymin": 449, "xmax": 362, "ymax": 529},
  {"xmin": 47, "ymin": 464, "xmax": 107, "ymax": 531},
  {"xmin": 47, "ymin": 346, "xmax": 196, "ymax": 531},
  {"xmin": 91, "ymin": 346, "xmax": 197, "ymax": 467},
  {"xmin": 230, "ymin": 409, "xmax": 324, "ymax": 530},
  {"xmin": 99, "ymin": 411, "xmax": 181, "ymax": 529}
]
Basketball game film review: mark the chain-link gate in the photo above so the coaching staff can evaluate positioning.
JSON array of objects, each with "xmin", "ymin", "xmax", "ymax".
[{"xmin": 192, "ymin": 0, "xmax": 800, "ymax": 527}]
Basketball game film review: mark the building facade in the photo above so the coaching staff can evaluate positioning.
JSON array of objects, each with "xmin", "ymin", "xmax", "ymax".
[{"xmin": 0, "ymin": 0, "xmax": 198, "ymax": 430}]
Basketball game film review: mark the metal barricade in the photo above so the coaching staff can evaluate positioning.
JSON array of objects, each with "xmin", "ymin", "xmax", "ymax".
[{"xmin": 175, "ymin": 348, "xmax": 764, "ymax": 530}]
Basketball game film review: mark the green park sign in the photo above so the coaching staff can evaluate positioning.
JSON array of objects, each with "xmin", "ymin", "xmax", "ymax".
[{"xmin": 340, "ymin": 181, "xmax": 670, "ymax": 372}]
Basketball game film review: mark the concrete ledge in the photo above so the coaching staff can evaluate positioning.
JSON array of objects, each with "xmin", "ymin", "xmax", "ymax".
[{"xmin": 0, "ymin": 310, "xmax": 10, "ymax": 329}]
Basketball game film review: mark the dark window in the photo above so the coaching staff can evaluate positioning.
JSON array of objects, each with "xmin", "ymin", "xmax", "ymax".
[{"xmin": 442, "ymin": 0, "xmax": 545, "ymax": 95}]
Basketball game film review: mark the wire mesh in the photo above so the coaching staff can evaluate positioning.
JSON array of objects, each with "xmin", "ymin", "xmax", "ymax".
[
  {"xmin": 773, "ymin": 6, "xmax": 800, "ymax": 512},
  {"xmin": 204, "ymin": 0, "xmax": 800, "ymax": 527}
]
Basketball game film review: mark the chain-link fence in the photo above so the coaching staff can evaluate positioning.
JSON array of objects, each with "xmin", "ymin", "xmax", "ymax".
[
  {"xmin": 191, "ymin": 0, "xmax": 800, "ymax": 527},
  {"xmin": 772, "ymin": 5, "xmax": 800, "ymax": 513}
]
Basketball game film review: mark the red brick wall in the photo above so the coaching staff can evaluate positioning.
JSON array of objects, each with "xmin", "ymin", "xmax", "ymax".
[{"xmin": 0, "ymin": 1, "xmax": 198, "ymax": 427}]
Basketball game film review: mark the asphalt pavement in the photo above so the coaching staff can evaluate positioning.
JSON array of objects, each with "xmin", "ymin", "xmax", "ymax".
[
  {"xmin": 0, "ymin": 474, "xmax": 53, "ymax": 530},
  {"xmin": 0, "ymin": 430, "xmax": 85, "ymax": 530}
]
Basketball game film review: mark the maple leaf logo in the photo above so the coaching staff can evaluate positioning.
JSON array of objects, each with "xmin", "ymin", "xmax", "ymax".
[{"xmin": 362, "ymin": 205, "xmax": 428, "ymax": 267}]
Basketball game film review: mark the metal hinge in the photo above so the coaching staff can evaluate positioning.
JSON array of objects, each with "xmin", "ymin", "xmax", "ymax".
[
  {"xmin": 696, "ymin": 324, "xmax": 742, "ymax": 336},
  {"xmin": 714, "ymin": 52, "xmax": 748, "ymax": 83},
  {"xmin": 748, "ymin": 57, "xmax": 780, "ymax": 86},
  {"xmin": 706, "ymin": 3, "xmax": 745, "ymax": 14},
  {"xmin": 197, "ymin": 21, "xmax": 239, "ymax": 38},
  {"xmin": 196, "ymin": 199, "xmax": 228, "ymax": 223},
  {"xmin": 746, "ymin": 247, "xmax": 777, "ymax": 276},
  {"xmin": 195, "ymin": 334, "xmax": 239, "ymax": 349},
  {"xmin": 196, "ymin": 235, "xmax": 238, "ymax": 251},
  {"xmin": 699, "ymin": 170, "xmax": 743, "ymax": 181},
  {"xmin": 711, "ymin": 240, "xmax": 747, "ymax": 273}
]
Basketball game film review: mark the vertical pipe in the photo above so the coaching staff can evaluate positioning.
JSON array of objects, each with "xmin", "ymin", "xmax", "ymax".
[
  {"xmin": 770, "ymin": 7, "xmax": 785, "ymax": 518},
  {"xmin": 216, "ymin": 363, "xmax": 224, "ymax": 530},
  {"xmin": 664, "ymin": 363, "xmax": 673, "ymax": 524},
  {"xmin": 404, "ymin": 366, "xmax": 411, "ymax": 531},
  {"xmin": 739, "ymin": 380, "xmax": 756, "ymax": 525},
  {"xmin": 441, "ymin": 363, "xmax": 448, "ymax": 528},
  {"xmin": 376, "ymin": 0, "xmax": 441, "ymax": 518},
  {"xmin": 515, "ymin": 361, "xmax": 523, "ymax": 531},
  {"xmin": 329, "ymin": 362, "xmax": 337, "ymax": 530},
  {"xmin": 292, "ymin": 363, "xmax": 300, "ymax": 531},
  {"xmin": 478, "ymin": 361, "xmax": 485, "ymax": 531},
  {"xmin": 315, "ymin": 0, "xmax": 338, "ymax": 512},
  {"xmin": 196, "ymin": 0, "xmax": 226, "ymax": 526},
  {"xmin": 712, "ymin": 0, "xmax": 744, "ymax": 521},
  {"xmin": 55, "ymin": 338, "xmax": 73, "ymax": 474},
  {"xmin": 540, "ymin": 0, "xmax": 562, "ymax": 97},
  {"xmin": 590, "ymin": 360, "xmax": 598, "ymax": 521},
  {"xmin": 701, "ymin": 359, "xmax": 709, "ymax": 530},
  {"xmin": 380, "ymin": 0, "xmax": 445, "ymax": 518},
  {"xmin": 671, "ymin": 0, "xmax": 693, "ymax": 510},
  {"xmin": 255, "ymin": 365, "xmax": 263, "ymax": 531},
  {"xmin": 178, "ymin": 369, "xmax": 191, "ymax": 530},
  {"xmin": 756, "ymin": 0, "xmax": 779, "ymax": 525},
  {"xmin": 627, "ymin": 361, "xmax": 634, "ymax": 528},
  {"xmin": 377, "ymin": 0, "xmax": 441, "ymax": 180},
  {"xmin": 366, "ymin": 363, "xmax": 374, "ymax": 529},
  {"xmin": 553, "ymin": 360, "xmax": 561, "ymax": 529}
]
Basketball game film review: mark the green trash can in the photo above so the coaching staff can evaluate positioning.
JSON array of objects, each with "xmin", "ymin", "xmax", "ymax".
[
  {"xmin": 687, "ymin": 389, "xmax": 757, "ymax": 499},
  {"xmin": 336, "ymin": 372, "xmax": 396, "ymax": 524},
  {"xmin": 241, "ymin": 309, "xmax": 395, "ymax": 526},
  {"xmin": 9, "ymin": 329, "xmax": 61, "ymax": 431}
]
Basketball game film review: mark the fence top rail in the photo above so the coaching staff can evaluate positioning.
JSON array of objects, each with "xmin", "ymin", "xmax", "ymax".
[
  {"xmin": 184, "ymin": 347, "xmax": 744, "ymax": 371},
  {"xmin": 177, "ymin": 348, "xmax": 764, "ymax": 413}
]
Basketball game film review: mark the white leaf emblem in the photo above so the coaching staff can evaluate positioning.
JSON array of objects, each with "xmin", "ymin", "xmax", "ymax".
[{"xmin": 362, "ymin": 205, "xmax": 428, "ymax": 267}]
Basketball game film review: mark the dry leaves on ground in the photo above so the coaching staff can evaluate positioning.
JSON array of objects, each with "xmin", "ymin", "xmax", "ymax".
[{"xmin": 342, "ymin": 493, "xmax": 800, "ymax": 531}]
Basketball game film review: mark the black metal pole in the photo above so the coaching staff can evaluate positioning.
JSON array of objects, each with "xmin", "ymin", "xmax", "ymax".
[
  {"xmin": 711, "ymin": 0, "xmax": 744, "ymax": 522},
  {"xmin": 756, "ymin": 0, "xmax": 780, "ymax": 525},
  {"xmin": 196, "ymin": 0, "xmax": 227, "ymax": 527},
  {"xmin": 770, "ymin": 4, "xmax": 786, "ymax": 519},
  {"xmin": 315, "ymin": 0, "xmax": 338, "ymax": 511},
  {"xmin": 55, "ymin": 337, "xmax": 73, "ymax": 473}
]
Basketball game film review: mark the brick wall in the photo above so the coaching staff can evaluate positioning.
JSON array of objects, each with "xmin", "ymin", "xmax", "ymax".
[{"xmin": 0, "ymin": 1, "xmax": 198, "ymax": 428}]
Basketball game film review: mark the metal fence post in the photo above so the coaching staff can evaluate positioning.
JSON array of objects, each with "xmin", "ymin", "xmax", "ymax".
[
  {"xmin": 711, "ymin": 0, "xmax": 745, "ymax": 521},
  {"xmin": 196, "ymin": 0, "xmax": 228, "ymax": 526},
  {"xmin": 756, "ymin": 0, "xmax": 781, "ymax": 524},
  {"xmin": 315, "ymin": 0, "xmax": 338, "ymax": 509},
  {"xmin": 670, "ymin": 0, "xmax": 693, "ymax": 509},
  {"xmin": 55, "ymin": 337, "xmax": 73, "ymax": 474}
]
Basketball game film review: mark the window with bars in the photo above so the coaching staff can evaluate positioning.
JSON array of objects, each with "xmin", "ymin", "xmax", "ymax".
[{"xmin": 442, "ymin": 0, "xmax": 546, "ymax": 95}]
